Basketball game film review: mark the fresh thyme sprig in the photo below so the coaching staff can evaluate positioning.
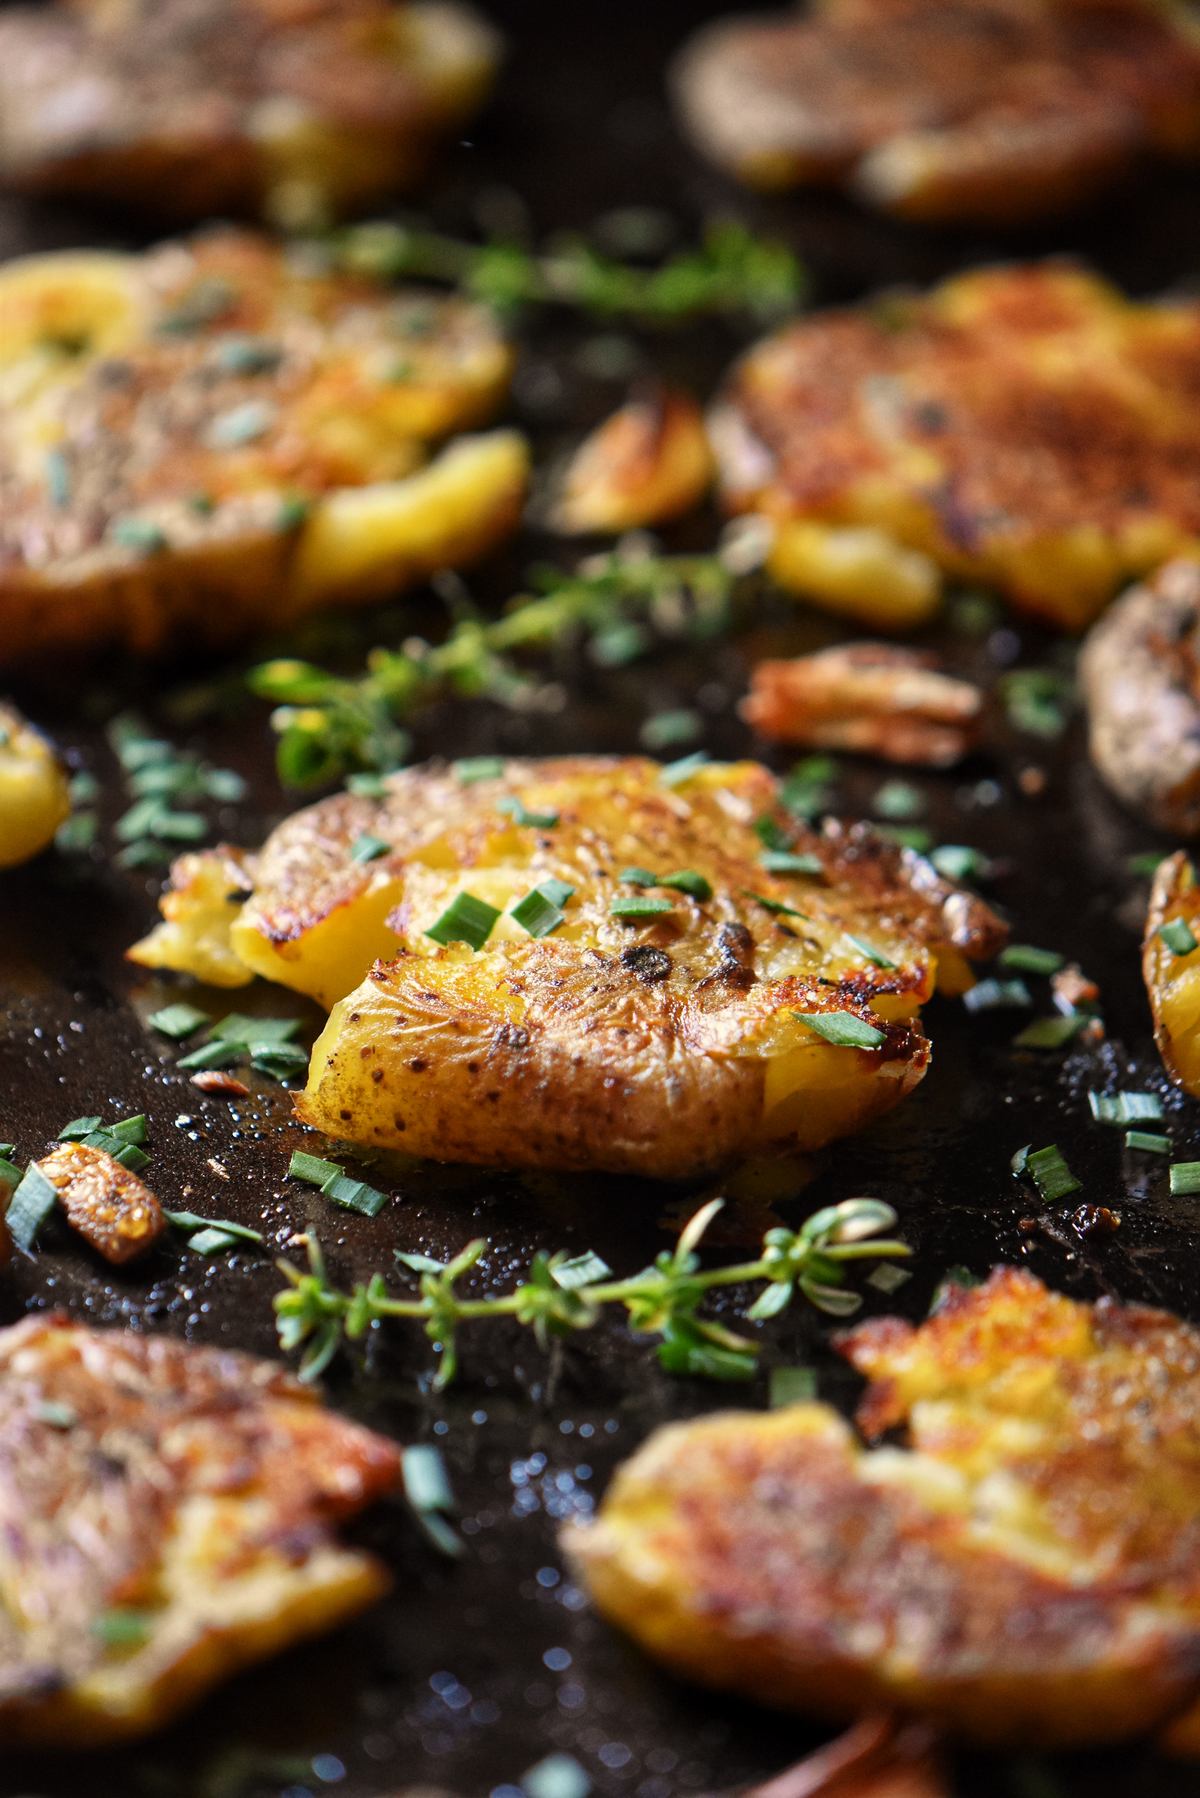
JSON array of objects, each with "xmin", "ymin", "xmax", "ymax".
[
  {"xmin": 273, "ymin": 1196, "xmax": 910, "ymax": 1387},
  {"xmin": 337, "ymin": 218, "xmax": 805, "ymax": 325},
  {"xmin": 248, "ymin": 547, "xmax": 742, "ymax": 788}
]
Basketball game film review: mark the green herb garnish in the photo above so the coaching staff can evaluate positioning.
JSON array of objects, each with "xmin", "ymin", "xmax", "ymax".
[
  {"xmin": 640, "ymin": 709, "xmax": 702, "ymax": 751},
  {"xmin": 1159, "ymin": 918, "xmax": 1199, "ymax": 956},
  {"xmin": 1125, "ymin": 1130, "xmax": 1171, "ymax": 1155},
  {"xmin": 1015, "ymin": 1144, "xmax": 1081, "ymax": 1202},
  {"xmin": 930, "ymin": 844, "xmax": 989, "ymax": 884},
  {"xmin": 350, "ymin": 832, "xmax": 390, "ymax": 863},
  {"xmin": 498, "ymin": 797, "xmax": 560, "ymax": 830},
  {"xmin": 402, "ymin": 1445, "xmax": 462, "ymax": 1559},
  {"xmin": 844, "ymin": 933, "xmax": 896, "ymax": 970},
  {"xmin": 1013, "ymin": 1014, "xmax": 1086, "ymax": 1051},
  {"xmin": 794, "ymin": 1011, "xmax": 886, "ymax": 1050},
  {"xmin": 1000, "ymin": 944, "xmax": 1064, "ymax": 976},
  {"xmin": 453, "ymin": 756, "xmax": 505, "ymax": 783},
  {"xmin": 768, "ymin": 1366, "xmax": 818, "ymax": 1408},
  {"xmin": 963, "ymin": 978, "xmax": 1032, "ymax": 1013},
  {"xmin": 761, "ymin": 850, "xmax": 823, "ymax": 876},
  {"xmin": 872, "ymin": 779, "xmax": 925, "ymax": 821},
  {"xmin": 425, "ymin": 892, "xmax": 500, "ymax": 950},
  {"xmin": 93, "ymin": 1609, "xmax": 153, "ymax": 1648},
  {"xmin": 287, "ymin": 1149, "xmax": 387, "ymax": 1218},
  {"xmin": 1170, "ymin": 1162, "xmax": 1200, "ymax": 1195},
  {"xmin": 6, "ymin": 1164, "xmax": 58, "ymax": 1251},
  {"xmin": 610, "ymin": 896, "xmax": 674, "ymax": 920},
  {"xmin": 1088, "ymin": 1090, "xmax": 1163, "ymax": 1127},
  {"xmin": 659, "ymin": 750, "xmax": 709, "ymax": 788},
  {"xmin": 511, "ymin": 878, "xmax": 574, "ymax": 938},
  {"xmin": 148, "ymin": 1003, "xmax": 210, "ymax": 1040}
]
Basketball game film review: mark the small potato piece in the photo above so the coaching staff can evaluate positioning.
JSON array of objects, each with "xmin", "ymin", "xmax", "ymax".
[
  {"xmin": 128, "ymin": 846, "xmax": 258, "ymax": 987},
  {"xmin": 1143, "ymin": 850, "xmax": 1200, "ymax": 1094},
  {"xmin": 35, "ymin": 1142, "xmax": 165, "ymax": 1265},
  {"xmin": 743, "ymin": 644, "xmax": 983, "ymax": 767},
  {"xmin": 0, "ymin": 701, "xmax": 70, "ymax": 867},
  {"xmin": 712, "ymin": 264, "xmax": 1200, "ymax": 631},
  {"xmin": 552, "ymin": 386, "xmax": 713, "ymax": 535},
  {"xmin": 1081, "ymin": 558, "xmax": 1200, "ymax": 835}
]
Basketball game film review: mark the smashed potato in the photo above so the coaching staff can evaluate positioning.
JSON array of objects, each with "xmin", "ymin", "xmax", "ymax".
[
  {"xmin": 552, "ymin": 386, "xmax": 713, "ymax": 535},
  {"xmin": 0, "ymin": 701, "xmax": 71, "ymax": 868},
  {"xmin": 712, "ymin": 263, "xmax": 1200, "ymax": 631},
  {"xmin": 0, "ymin": 230, "xmax": 527, "ymax": 662},
  {"xmin": 743, "ymin": 645, "xmax": 983, "ymax": 768},
  {"xmin": 0, "ymin": 1312, "xmax": 401, "ymax": 1746},
  {"xmin": 567, "ymin": 1268, "xmax": 1200, "ymax": 1751},
  {"xmin": 35, "ymin": 1142, "xmax": 166, "ymax": 1265},
  {"xmin": 1143, "ymin": 849, "xmax": 1200, "ymax": 1095},
  {"xmin": 0, "ymin": 0, "xmax": 500, "ymax": 227},
  {"xmin": 672, "ymin": 0, "xmax": 1200, "ymax": 223},
  {"xmin": 131, "ymin": 755, "xmax": 1005, "ymax": 1177}
]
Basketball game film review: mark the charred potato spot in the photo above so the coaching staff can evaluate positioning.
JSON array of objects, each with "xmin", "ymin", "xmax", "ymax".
[
  {"xmin": 743, "ymin": 644, "xmax": 984, "ymax": 768},
  {"xmin": 0, "ymin": 231, "xmax": 527, "ymax": 661},
  {"xmin": 552, "ymin": 386, "xmax": 714, "ymax": 535},
  {"xmin": 567, "ymin": 1269, "xmax": 1200, "ymax": 1750},
  {"xmin": 0, "ymin": 0, "xmax": 500, "ymax": 226},
  {"xmin": 132, "ymin": 756, "xmax": 1005, "ymax": 1177},
  {"xmin": 672, "ymin": 0, "xmax": 1200, "ymax": 222},
  {"xmin": 1143, "ymin": 849, "xmax": 1200, "ymax": 1093},
  {"xmin": 713, "ymin": 265, "xmax": 1200, "ymax": 630},
  {"xmin": 0, "ymin": 701, "xmax": 71, "ymax": 868},
  {"xmin": 0, "ymin": 1313, "xmax": 401, "ymax": 1746},
  {"xmin": 35, "ymin": 1142, "xmax": 166, "ymax": 1265}
]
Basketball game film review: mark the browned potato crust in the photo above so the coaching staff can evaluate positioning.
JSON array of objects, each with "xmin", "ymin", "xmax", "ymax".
[
  {"xmin": 1081, "ymin": 557, "xmax": 1200, "ymax": 835},
  {"xmin": 34, "ymin": 1141, "xmax": 166, "ymax": 1264},
  {"xmin": 567, "ymin": 1268, "xmax": 1200, "ymax": 1750},
  {"xmin": 0, "ymin": 0, "xmax": 500, "ymax": 227},
  {"xmin": 712, "ymin": 264, "xmax": 1200, "ymax": 630},
  {"xmin": 743, "ymin": 644, "xmax": 983, "ymax": 767},
  {"xmin": 1142, "ymin": 848, "xmax": 1200, "ymax": 1095},
  {"xmin": 130, "ymin": 755, "xmax": 1005, "ymax": 1178},
  {"xmin": 552, "ymin": 386, "xmax": 714, "ymax": 535},
  {"xmin": 672, "ymin": 0, "xmax": 1200, "ymax": 223},
  {"xmin": 0, "ymin": 1312, "xmax": 401, "ymax": 1746}
]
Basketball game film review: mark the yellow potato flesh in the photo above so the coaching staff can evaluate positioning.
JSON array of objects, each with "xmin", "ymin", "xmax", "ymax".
[{"xmin": 0, "ymin": 705, "xmax": 70, "ymax": 868}]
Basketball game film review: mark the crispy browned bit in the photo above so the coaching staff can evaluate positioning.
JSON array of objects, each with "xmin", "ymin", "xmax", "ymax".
[
  {"xmin": 190, "ymin": 1070, "xmax": 251, "ymax": 1097},
  {"xmin": 742, "ymin": 644, "xmax": 983, "ymax": 768},
  {"xmin": 552, "ymin": 384, "xmax": 713, "ymax": 535},
  {"xmin": 1072, "ymin": 1204, "xmax": 1120, "ymax": 1238},
  {"xmin": 1052, "ymin": 963, "xmax": 1100, "ymax": 1014},
  {"xmin": 35, "ymin": 1141, "xmax": 165, "ymax": 1265},
  {"xmin": 738, "ymin": 1716, "xmax": 947, "ymax": 1798}
]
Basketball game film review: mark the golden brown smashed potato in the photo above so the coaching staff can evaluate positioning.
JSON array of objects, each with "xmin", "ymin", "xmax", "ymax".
[
  {"xmin": 1143, "ymin": 849, "xmax": 1200, "ymax": 1096},
  {"xmin": 743, "ymin": 645, "xmax": 983, "ymax": 767},
  {"xmin": 672, "ymin": 0, "xmax": 1200, "ymax": 223},
  {"xmin": 0, "ymin": 701, "xmax": 70, "ymax": 867},
  {"xmin": 1082, "ymin": 557, "xmax": 1200, "ymax": 836},
  {"xmin": 0, "ymin": 1312, "xmax": 401, "ymax": 1747},
  {"xmin": 0, "ymin": 230, "xmax": 527, "ymax": 663},
  {"xmin": 552, "ymin": 386, "xmax": 713, "ymax": 535},
  {"xmin": 34, "ymin": 1141, "xmax": 166, "ymax": 1265},
  {"xmin": 0, "ymin": 0, "xmax": 500, "ymax": 227},
  {"xmin": 711, "ymin": 263, "xmax": 1200, "ymax": 632},
  {"xmin": 567, "ymin": 1267, "xmax": 1200, "ymax": 1752},
  {"xmin": 131, "ymin": 755, "xmax": 1004, "ymax": 1177}
]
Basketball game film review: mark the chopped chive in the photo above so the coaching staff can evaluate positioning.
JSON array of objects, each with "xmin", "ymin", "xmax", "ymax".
[
  {"xmin": 57, "ymin": 1116, "xmax": 102, "ymax": 1141},
  {"xmin": 780, "ymin": 756, "xmax": 837, "ymax": 819},
  {"xmin": 1013, "ymin": 1014, "xmax": 1086, "ymax": 1050},
  {"xmin": 867, "ymin": 1262, "xmax": 912, "ymax": 1294},
  {"xmin": 1158, "ymin": 918, "xmax": 1199, "ymax": 956},
  {"xmin": 213, "ymin": 335, "xmax": 282, "ymax": 375},
  {"xmin": 610, "ymin": 896, "xmax": 674, "ymax": 919},
  {"xmin": 497, "ymin": 797, "xmax": 560, "ymax": 830},
  {"xmin": 111, "ymin": 517, "xmax": 168, "ymax": 555},
  {"xmin": 321, "ymin": 1171, "xmax": 388, "ymax": 1217},
  {"xmin": 249, "ymin": 1044, "xmax": 309, "ymax": 1082},
  {"xmin": 844, "ymin": 933, "xmax": 896, "ymax": 970},
  {"xmin": 350, "ymin": 832, "xmax": 390, "ymax": 863},
  {"xmin": 1000, "ymin": 667, "xmax": 1073, "ymax": 739},
  {"xmin": 931, "ymin": 844, "xmax": 988, "ymax": 884},
  {"xmin": 769, "ymin": 1366, "xmax": 817, "ymax": 1408},
  {"xmin": 0, "ymin": 1155, "xmax": 21, "ymax": 1189},
  {"xmin": 658, "ymin": 869, "xmax": 712, "ymax": 901},
  {"xmin": 288, "ymin": 1150, "xmax": 343, "ymax": 1187},
  {"xmin": 875, "ymin": 824, "xmax": 934, "ymax": 852},
  {"xmin": 640, "ymin": 708, "xmax": 702, "ymax": 751},
  {"xmin": 793, "ymin": 1011, "xmax": 886, "ymax": 1050},
  {"xmin": 1126, "ymin": 1130, "xmax": 1171, "ymax": 1155},
  {"xmin": 279, "ymin": 490, "xmax": 310, "ymax": 532},
  {"xmin": 6, "ymin": 1164, "xmax": 58, "ymax": 1251},
  {"xmin": 453, "ymin": 756, "xmax": 504, "ymax": 783},
  {"xmin": 177, "ymin": 1040, "xmax": 243, "ymax": 1072},
  {"xmin": 402, "ymin": 1444, "xmax": 462, "ymax": 1559},
  {"xmin": 963, "ymin": 978, "xmax": 1033, "ymax": 1013},
  {"xmin": 1170, "ymin": 1161, "xmax": 1200, "ymax": 1195},
  {"xmin": 92, "ymin": 1608, "xmax": 152, "ymax": 1648},
  {"xmin": 346, "ymin": 772, "xmax": 390, "ymax": 797},
  {"xmin": 36, "ymin": 1400, "xmax": 77, "ymax": 1430},
  {"xmin": 658, "ymin": 750, "xmax": 708, "ymax": 787},
  {"xmin": 45, "ymin": 448, "xmax": 71, "ymax": 508},
  {"xmin": 761, "ymin": 850, "xmax": 823, "ymax": 876},
  {"xmin": 742, "ymin": 890, "xmax": 807, "ymax": 919},
  {"xmin": 148, "ymin": 1003, "xmax": 209, "ymax": 1040},
  {"xmin": 1127, "ymin": 852, "xmax": 1163, "ymax": 879},
  {"xmin": 204, "ymin": 399, "xmax": 275, "ymax": 449},
  {"xmin": 873, "ymin": 779, "xmax": 925, "ymax": 821},
  {"xmin": 1000, "ymin": 944, "xmax": 1064, "ymax": 976},
  {"xmin": 395, "ymin": 1248, "xmax": 447, "ymax": 1274},
  {"xmin": 188, "ymin": 1227, "xmax": 242, "ymax": 1254},
  {"xmin": 754, "ymin": 816, "xmax": 790, "ymax": 852},
  {"xmin": 209, "ymin": 1014, "xmax": 301, "ymax": 1047},
  {"xmin": 1019, "ymin": 1144, "xmax": 1081, "ymax": 1202},
  {"xmin": 107, "ymin": 1116, "xmax": 147, "ymax": 1145},
  {"xmin": 619, "ymin": 866, "xmax": 658, "ymax": 886},
  {"xmin": 425, "ymin": 891, "xmax": 500, "ymax": 950},
  {"xmin": 1088, "ymin": 1090, "xmax": 1163, "ymax": 1127},
  {"xmin": 165, "ymin": 1209, "xmax": 264, "ymax": 1246},
  {"xmin": 551, "ymin": 1250, "xmax": 612, "ymax": 1291},
  {"xmin": 511, "ymin": 879, "xmax": 574, "ymax": 939}
]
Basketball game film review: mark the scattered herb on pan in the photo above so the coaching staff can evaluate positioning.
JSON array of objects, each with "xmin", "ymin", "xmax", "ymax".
[
  {"xmin": 58, "ymin": 1112, "xmax": 151, "ymax": 1171},
  {"xmin": 640, "ymin": 708, "xmax": 702, "ymax": 751},
  {"xmin": 963, "ymin": 978, "xmax": 1032, "ymax": 1013},
  {"xmin": 872, "ymin": 779, "xmax": 925, "ymax": 822},
  {"xmin": 287, "ymin": 1148, "xmax": 389, "ymax": 1219},
  {"xmin": 1088, "ymin": 1090, "xmax": 1164, "ymax": 1127},
  {"xmin": 108, "ymin": 714, "xmax": 246, "ymax": 867},
  {"xmin": 165, "ymin": 1210, "xmax": 265, "ymax": 1255},
  {"xmin": 999, "ymin": 944, "xmax": 1064, "ymax": 976},
  {"xmin": 273, "ymin": 1195, "xmax": 910, "ymax": 1385},
  {"xmin": 167, "ymin": 1014, "xmax": 308, "ymax": 1086},
  {"xmin": 930, "ymin": 843, "xmax": 991, "ymax": 884},
  {"xmin": 768, "ymin": 1365, "xmax": 818, "ymax": 1407},
  {"xmin": 779, "ymin": 755, "xmax": 837, "ymax": 820},
  {"xmin": 999, "ymin": 667, "xmax": 1074, "ymax": 739},
  {"xmin": 1013, "ymin": 1143, "xmax": 1081, "ymax": 1202},
  {"xmin": 1013, "ymin": 1014, "xmax": 1087, "ymax": 1051},
  {"xmin": 402, "ymin": 1445, "xmax": 463, "ymax": 1559},
  {"xmin": 1170, "ymin": 1162, "xmax": 1200, "ymax": 1196},
  {"xmin": 1125, "ymin": 1131, "xmax": 1171, "ymax": 1156}
]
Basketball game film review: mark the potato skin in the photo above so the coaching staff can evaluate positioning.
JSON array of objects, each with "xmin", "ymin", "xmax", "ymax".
[
  {"xmin": 567, "ymin": 1268, "xmax": 1200, "ymax": 1750},
  {"xmin": 1081, "ymin": 557, "xmax": 1200, "ymax": 835},
  {"xmin": 1142, "ymin": 849, "xmax": 1200, "ymax": 1095},
  {"xmin": 0, "ymin": 1312, "xmax": 401, "ymax": 1747},
  {"xmin": 133, "ymin": 755, "xmax": 1005, "ymax": 1177},
  {"xmin": 713, "ymin": 264, "xmax": 1200, "ymax": 630}
]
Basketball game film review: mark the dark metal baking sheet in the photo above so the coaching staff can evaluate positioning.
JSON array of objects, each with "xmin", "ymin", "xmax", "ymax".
[{"xmin": 4, "ymin": 3, "xmax": 1200, "ymax": 1793}]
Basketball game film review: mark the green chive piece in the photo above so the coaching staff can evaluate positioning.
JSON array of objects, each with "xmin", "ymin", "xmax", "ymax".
[
  {"xmin": 877, "ymin": 824, "xmax": 934, "ymax": 852},
  {"xmin": 1170, "ymin": 1161, "xmax": 1200, "ymax": 1195},
  {"xmin": 1127, "ymin": 852, "xmax": 1163, "ymax": 879},
  {"xmin": 793, "ymin": 1011, "xmax": 886, "ymax": 1050},
  {"xmin": 45, "ymin": 448, "xmax": 71, "ymax": 508},
  {"xmin": 0, "ymin": 1156, "xmax": 22, "ymax": 1189},
  {"xmin": 187, "ymin": 1227, "xmax": 242, "ymax": 1255},
  {"xmin": 111, "ymin": 517, "xmax": 168, "ymax": 555},
  {"xmin": 1021, "ymin": 1144, "xmax": 1081, "ymax": 1202},
  {"xmin": 1000, "ymin": 944, "xmax": 1065, "ymax": 976},
  {"xmin": 36, "ymin": 1400, "xmax": 77, "ymax": 1430},
  {"xmin": 550, "ymin": 1250, "xmax": 612, "ymax": 1291},
  {"xmin": 761, "ymin": 850, "xmax": 823, "ymax": 876},
  {"xmin": 768, "ymin": 1366, "xmax": 818, "ymax": 1408},
  {"xmin": 1126, "ymin": 1130, "xmax": 1171, "ymax": 1155},
  {"xmin": 6, "ymin": 1164, "xmax": 59, "ymax": 1251},
  {"xmin": 249, "ymin": 1044, "xmax": 309, "ymax": 1083},
  {"xmin": 743, "ymin": 890, "xmax": 807, "ymax": 918},
  {"xmin": 204, "ymin": 399, "xmax": 275, "ymax": 449},
  {"xmin": 873, "ymin": 779, "xmax": 925, "ymax": 821},
  {"xmin": 213, "ymin": 335, "xmax": 282, "ymax": 376},
  {"xmin": 844, "ymin": 933, "xmax": 896, "ymax": 970},
  {"xmin": 346, "ymin": 771, "xmax": 390, "ymax": 798},
  {"xmin": 963, "ymin": 978, "xmax": 1033, "ymax": 1013},
  {"xmin": 395, "ymin": 1248, "xmax": 447, "ymax": 1274},
  {"xmin": 1158, "ymin": 918, "xmax": 1199, "ymax": 956},
  {"xmin": 148, "ymin": 1003, "xmax": 209, "ymax": 1040},
  {"xmin": 867, "ymin": 1262, "xmax": 912, "ymax": 1294},
  {"xmin": 640, "ymin": 708, "xmax": 702, "ymax": 751},
  {"xmin": 288, "ymin": 1150, "xmax": 343, "ymax": 1187},
  {"xmin": 511, "ymin": 879, "xmax": 575, "ymax": 939},
  {"xmin": 93, "ymin": 1609, "xmax": 153, "ymax": 1648},
  {"xmin": 658, "ymin": 750, "xmax": 708, "ymax": 787},
  {"xmin": 658, "ymin": 869, "xmax": 712, "ymax": 901},
  {"xmin": 57, "ymin": 1116, "xmax": 102, "ymax": 1141},
  {"xmin": 177, "ymin": 1040, "xmax": 243, "ymax": 1072},
  {"xmin": 619, "ymin": 866, "xmax": 658, "ymax": 886},
  {"xmin": 497, "ymin": 797, "xmax": 560, "ymax": 830},
  {"xmin": 1013, "ymin": 1014, "xmax": 1086, "ymax": 1050},
  {"xmin": 107, "ymin": 1116, "xmax": 147, "ymax": 1145},
  {"xmin": 164, "ymin": 1209, "xmax": 264, "ymax": 1246},
  {"xmin": 209, "ymin": 1014, "xmax": 301, "ymax": 1046},
  {"xmin": 350, "ymin": 832, "xmax": 390, "ymax": 863},
  {"xmin": 610, "ymin": 896, "xmax": 674, "ymax": 920},
  {"xmin": 425, "ymin": 891, "xmax": 500, "ymax": 950},
  {"xmin": 402, "ymin": 1444, "xmax": 463, "ymax": 1559},
  {"xmin": 780, "ymin": 755, "xmax": 837, "ymax": 819},
  {"xmin": 931, "ymin": 844, "xmax": 988, "ymax": 883},
  {"xmin": 320, "ymin": 1171, "xmax": 388, "ymax": 1217},
  {"xmin": 453, "ymin": 756, "xmax": 505, "ymax": 783},
  {"xmin": 1088, "ymin": 1090, "xmax": 1164, "ymax": 1127}
]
